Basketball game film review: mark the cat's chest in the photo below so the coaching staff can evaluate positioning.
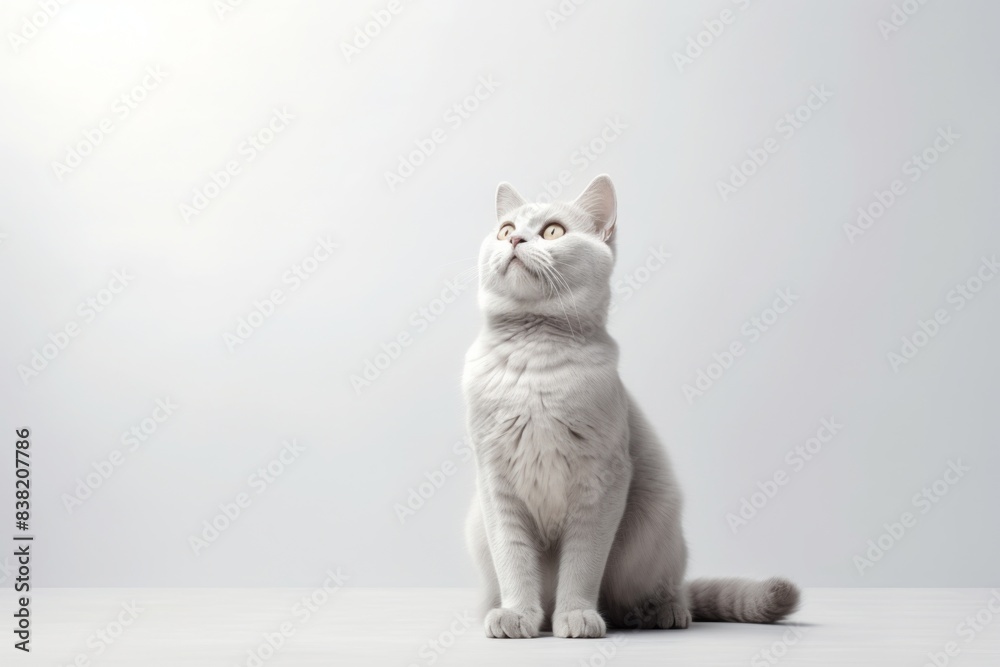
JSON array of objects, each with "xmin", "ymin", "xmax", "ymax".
[
  {"xmin": 466, "ymin": 345, "xmax": 609, "ymax": 535},
  {"xmin": 466, "ymin": 345, "xmax": 586, "ymax": 441}
]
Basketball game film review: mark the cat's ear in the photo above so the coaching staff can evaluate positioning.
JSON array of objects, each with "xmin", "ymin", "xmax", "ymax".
[
  {"xmin": 496, "ymin": 182, "xmax": 526, "ymax": 220},
  {"xmin": 573, "ymin": 174, "xmax": 617, "ymax": 242}
]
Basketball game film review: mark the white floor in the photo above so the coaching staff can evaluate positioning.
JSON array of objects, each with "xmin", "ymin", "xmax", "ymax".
[{"xmin": 8, "ymin": 588, "xmax": 1000, "ymax": 665}]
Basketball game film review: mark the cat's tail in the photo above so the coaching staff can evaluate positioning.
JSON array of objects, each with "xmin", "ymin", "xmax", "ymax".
[{"xmin": 686, "ymin": 577, "xmax": 800, "ymax": 623}]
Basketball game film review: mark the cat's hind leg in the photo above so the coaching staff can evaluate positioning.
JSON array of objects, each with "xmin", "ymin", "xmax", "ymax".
[
  {"xmin": 653, "ymin": 581, "xmax": 692, "ymax": 629},
  {"xmin": 603, "ymin": 577, "xmax": 691, "ymax": 630}
]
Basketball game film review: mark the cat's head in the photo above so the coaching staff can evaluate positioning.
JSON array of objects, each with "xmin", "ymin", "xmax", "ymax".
[{"xmin": 477, "ymin": 175, "xmax": 617, "ymax": 325}]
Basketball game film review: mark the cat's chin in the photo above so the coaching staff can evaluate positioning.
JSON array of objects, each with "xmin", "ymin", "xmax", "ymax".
[
  {"xmin": 501, "ymin": 259, "xmax": 543, "ymax": 288},
  {"xmin": 504, "ymin": 254, "xmax": 531, "ymax": 274}
]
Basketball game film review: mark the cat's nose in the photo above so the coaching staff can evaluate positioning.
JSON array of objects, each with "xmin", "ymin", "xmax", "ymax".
[{"xmin": 509, "ymin": 235, "xmax": 525, "ymax": 247}]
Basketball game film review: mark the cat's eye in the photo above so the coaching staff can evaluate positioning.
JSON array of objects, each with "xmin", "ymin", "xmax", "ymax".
[
  {"xmin": 497, "ymin": 223, "xmax": 515, "ymax": 240},
  {"xmin": 542, "ymin": 222, "xmax": 565, "ymax": 240}
]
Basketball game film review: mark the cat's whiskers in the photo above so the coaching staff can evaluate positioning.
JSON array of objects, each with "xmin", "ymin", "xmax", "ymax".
[
  {"xmin": 535, "ymin": 256, "xmax": 586, "ymax": 343},
  {"xmin": 539, "ymin": 255, "xmax": 586, "ymax": 342},
  {"xmin": 509, "ymin": 247, "xmax": 566, "ymax": 328},
  {"xmin": 437, "ymin": 255, "xmax": 482, "ymax": 269},
  {"xmin": 532, "ymin": 262, "xmax": 574, "ymax": 338},
  {"xmin": 452, "ymin": 264, "xmax": 481, "ymax": 287}
]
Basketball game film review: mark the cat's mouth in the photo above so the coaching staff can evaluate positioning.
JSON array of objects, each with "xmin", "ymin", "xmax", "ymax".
[{"xmin": 503, "ymin": 251, "xmax": 540, "ymax": 280}]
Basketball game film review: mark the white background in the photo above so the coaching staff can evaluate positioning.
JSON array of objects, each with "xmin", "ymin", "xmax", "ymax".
[{"xmin": 0, "ymin": 0, "xmax": 998, "ymax": 588}]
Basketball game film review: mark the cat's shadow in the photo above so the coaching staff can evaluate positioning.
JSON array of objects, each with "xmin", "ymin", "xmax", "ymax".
[{"xmin": 532, "ymin": 620, "xmax": 820, "ymax": 639}]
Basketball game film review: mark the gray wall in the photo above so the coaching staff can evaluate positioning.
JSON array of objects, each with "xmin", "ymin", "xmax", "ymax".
[{"xmin": 1, "ymin": 0, "xmax": 998, "ymax": 588}]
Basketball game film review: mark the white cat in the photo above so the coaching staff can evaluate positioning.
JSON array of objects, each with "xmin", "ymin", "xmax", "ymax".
[{"xmin": 463, "ymin": 175, "xmax": 799, "ymax": 638}]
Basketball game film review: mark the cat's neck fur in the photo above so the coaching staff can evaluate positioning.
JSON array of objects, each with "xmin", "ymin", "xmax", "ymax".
[{"xmin": 481, "ymin": 295, "xmax": 609, "ymax": 346}]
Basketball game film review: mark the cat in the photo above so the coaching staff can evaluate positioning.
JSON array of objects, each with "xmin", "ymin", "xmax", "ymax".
[{"xmin": 462, "ymin": 174, "xmax": 800, "ymax": 638}]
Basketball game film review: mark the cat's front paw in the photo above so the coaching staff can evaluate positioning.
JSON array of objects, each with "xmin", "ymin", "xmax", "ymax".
[
  {"xmin": 484, "ymin": 607, "xmax": 542, "ymax": 639},
  {"xmin": 553, "ymin": 609, "xmax": 607, "ymax": 638}
]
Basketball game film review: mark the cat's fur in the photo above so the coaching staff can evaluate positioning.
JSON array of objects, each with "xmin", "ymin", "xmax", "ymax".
[{"xmin": 463, "ymin": 175, "xmax": 800, "ymax": 638}]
